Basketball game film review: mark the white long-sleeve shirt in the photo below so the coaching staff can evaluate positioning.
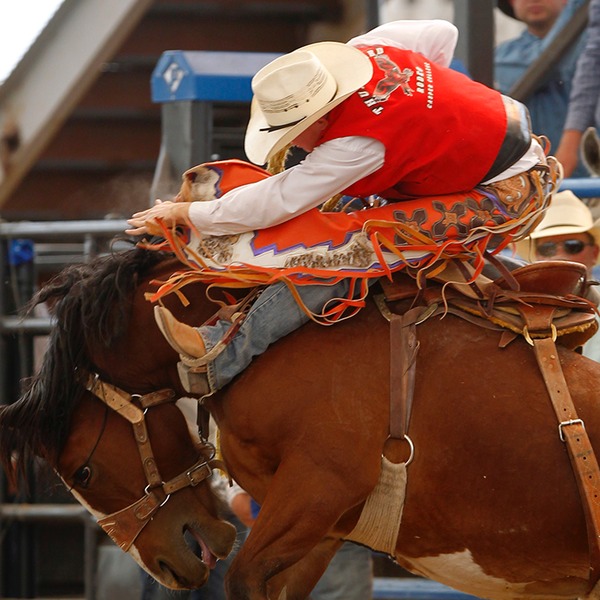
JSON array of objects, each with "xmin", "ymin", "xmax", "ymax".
[{"xmin": 189, "ymin": 20, "xmax": 540, "ymax": 236}]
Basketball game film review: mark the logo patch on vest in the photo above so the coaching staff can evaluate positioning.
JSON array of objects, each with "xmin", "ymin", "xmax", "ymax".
[
  {"xmin": 357, "ymin": 46, "xmax": 434, "ymax": 115},
  {"xmin": 372, "ymin": 54, "xmax": 414, "ymax": 100}
]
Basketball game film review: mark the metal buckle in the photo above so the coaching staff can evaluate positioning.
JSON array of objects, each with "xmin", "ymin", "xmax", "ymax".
[
  {"xmin": 558, "ymin": 418, "xmax": 585, "ymax": 442},
  {"xmin": 186, "ymin": 462, "xmax": 212, "ymax": 486},
  {"xmin": 143, "ymin": 483, "xmax": 170, "ymax": 508}
]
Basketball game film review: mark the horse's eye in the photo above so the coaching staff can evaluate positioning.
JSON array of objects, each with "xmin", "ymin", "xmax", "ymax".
[{"xmin": 73, "ymin": 465, "xmax": 92, "ymax": 489}]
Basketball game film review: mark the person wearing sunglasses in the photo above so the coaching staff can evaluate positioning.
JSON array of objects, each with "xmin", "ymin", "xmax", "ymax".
[
  {"xmin": 517, "ymin": 189, "xmax": 600, "ymax": 275},
  {"xmin": 535, "ymin": 236, "xmax": 598, "ymax": 262},
  {"xmin": 516, "ymin": 189, "xmax": 600, "ymax": 360}
]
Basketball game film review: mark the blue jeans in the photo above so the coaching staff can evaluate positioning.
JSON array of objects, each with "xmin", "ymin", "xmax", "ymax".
[
  {"xmin": 311, "ymin": 542, "xmax": 373, "ymax": 600},
  {"xmin": 199, "ymin": 279, "xmax": 351, "ymax": 391}
]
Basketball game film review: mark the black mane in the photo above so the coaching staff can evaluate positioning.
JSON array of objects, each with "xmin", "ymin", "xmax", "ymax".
[{"xmin": 0, "ymin": 242, "xmax": 170, "ymax": 478}]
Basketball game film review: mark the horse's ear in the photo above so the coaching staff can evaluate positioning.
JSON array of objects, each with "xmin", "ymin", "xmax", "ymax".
[
  {"xmin": 582, "ymin": 127, "xmax": 600, "ymax": 177},
  {"xmin": 177, "ymin": 167, "xmax": 209, "ymax": 203},
  {"xmin": 178, "ymin": 159, "xmax": 271, "ymax": 203}
]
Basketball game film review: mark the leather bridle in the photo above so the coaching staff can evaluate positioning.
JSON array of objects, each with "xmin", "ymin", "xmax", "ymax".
[{"xmin": 83, "ymin": 374, "xmax": 226, "ymax": 551}]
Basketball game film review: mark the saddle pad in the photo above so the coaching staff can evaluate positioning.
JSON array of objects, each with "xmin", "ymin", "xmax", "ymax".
[
  {"xmin": 146, "ymin": 159, "xmax": 552, "ymax": 322},
  {"xmin": 156, "ymin": 186, "xmax": 543, "ymax": 287}
]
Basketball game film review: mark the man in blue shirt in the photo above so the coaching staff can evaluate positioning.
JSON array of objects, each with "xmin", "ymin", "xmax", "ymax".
[
  {"xmin": 556, "ymin": 0, "xmax": 600, "ymax": 176},
  {"xmin": 495, "ymin": 0, "xmax": 588, "ymax": 177}
]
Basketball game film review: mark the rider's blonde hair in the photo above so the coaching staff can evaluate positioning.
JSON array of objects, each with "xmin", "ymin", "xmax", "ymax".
[
  {"xmin": 266, "ymin": 145, "xmax": 291, "ymax": 175},
  {"xmin": 266, "ymin": 143, "xmax": 343, "ymax": 212}
]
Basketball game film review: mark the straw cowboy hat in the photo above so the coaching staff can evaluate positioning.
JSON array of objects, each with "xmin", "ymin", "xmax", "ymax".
[
  {"xmin": 515, "ymin": 190, "xmax": 600, "ymax": 264},
  {"xmin": 244, "ymin": 42, "xmax": 373, "ymax": 165},
  {"xmin": 497, "ymin": 0, "xmax": 516, "ymax": 19}
]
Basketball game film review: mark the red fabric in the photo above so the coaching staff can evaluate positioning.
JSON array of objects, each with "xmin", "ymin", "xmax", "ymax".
[
  {"xmin": 252, "ymin": 187, "xmax": 511, "ymax": 255},
  {"xmin": 319, "ymin": 44, "xmax": 507, "ymax": 198},
  {"xmin": 149, "ymin": 183, "xmax": 541, "ymax": 319}
]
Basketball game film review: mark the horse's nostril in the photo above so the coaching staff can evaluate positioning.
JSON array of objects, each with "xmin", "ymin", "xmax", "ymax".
[{"xmin": 158, "ymin": 559, "xmax": 170, "ymax": 575}]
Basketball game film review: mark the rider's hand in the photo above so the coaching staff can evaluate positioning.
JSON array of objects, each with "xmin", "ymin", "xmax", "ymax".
[{"xmin": 125, "ymin": 199, "xmax": 191, "ymax": 236}]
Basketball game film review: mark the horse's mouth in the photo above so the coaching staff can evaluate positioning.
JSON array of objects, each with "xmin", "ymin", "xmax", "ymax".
[
  {"xmin": 153, "ymin": 525, "xmax": 220, "ymax": 589},
  {"xmin": 151, "ymin": 520, "xmax": 235, "ymax": 589},
  {"xmin": 185, "ymin": 524, "xmax": 218, "ymax": 569}
]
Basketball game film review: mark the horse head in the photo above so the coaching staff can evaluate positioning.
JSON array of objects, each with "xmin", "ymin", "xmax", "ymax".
[
  {"xmin": 56, "ymin": 385, "xmax": 236, "ymax": 589},
  {"xmin": 0, "ymin": 245, "xmax": 237, "ymax": 590}
]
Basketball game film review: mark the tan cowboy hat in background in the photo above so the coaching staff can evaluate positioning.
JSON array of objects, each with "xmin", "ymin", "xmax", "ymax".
[
  {"xmin": 244, "ymin": 41, "xmax": 373, "ymax": 165},
  {"xmin": 497, "ymin": 0, "xmax": 516, "ymax": 19},
  {"xmin": 515, "ymin": 190, "xmax": 600, "ymax": 264}
]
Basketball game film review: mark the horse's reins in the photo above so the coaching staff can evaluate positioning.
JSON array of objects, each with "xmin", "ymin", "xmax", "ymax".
[{"xmin": 84, "ymin": 375, "xmax": 226, "ymax": 552}]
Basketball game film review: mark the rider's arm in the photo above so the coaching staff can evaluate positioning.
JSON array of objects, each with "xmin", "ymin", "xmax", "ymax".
[
  {"xmin": 186, "ymin": 136, "xmax": 384, "ymax": 235},
  {"xmin": 348, "ymin": 19, "xmax": 458, "ymax": 68},
  {"xmin": 126, "ymin": 132, "xmax": 384, "ymax": 238}
]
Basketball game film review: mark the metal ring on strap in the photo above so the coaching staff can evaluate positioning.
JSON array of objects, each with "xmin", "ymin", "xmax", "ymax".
[
  {"xmin": 523, "ymin": 323, "xmax": 557, "ymax": 346},
  {"xmin": 402, "ymin": 434, "xmax": 415, "ymax": 467}
]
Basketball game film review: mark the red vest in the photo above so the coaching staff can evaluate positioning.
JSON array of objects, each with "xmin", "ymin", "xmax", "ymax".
[{"xmin": 318, "ymin": 44, "xmax": 508, "ymax": 199}]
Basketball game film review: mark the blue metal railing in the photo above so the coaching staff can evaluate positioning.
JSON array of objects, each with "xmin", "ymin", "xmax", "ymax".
[
  {"xmin": 372, "ymin": 578, "xmax": 481, "ymax": 600},
  {"xmin": 559, "ymin": 177, "xmax": 600, "ymax": 198}
]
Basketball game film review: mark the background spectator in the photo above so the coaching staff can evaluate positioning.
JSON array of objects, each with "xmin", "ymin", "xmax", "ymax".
[
  {"xmin": 555, "ymin": 0, "xmax": 600, "ymax": 176},
  {"xmin": 495, "ymin": 0, "xmax": 589, "ymax": 177},
  {"xmin": 515, "ymin": 189, "xmax": 600, "ymax": 359}
]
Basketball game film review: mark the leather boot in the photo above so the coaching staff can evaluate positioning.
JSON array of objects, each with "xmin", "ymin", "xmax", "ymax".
[
  {"xmin": 154, "ymin": 306, "xmax": 206, "ymax": 360},
  {"xmin": 154, "ymin": 306, "xmax": 212, "ymax": 396}
]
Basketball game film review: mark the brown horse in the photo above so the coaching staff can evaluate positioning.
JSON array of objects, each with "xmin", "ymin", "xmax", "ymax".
[{"xmin": 2, "ymin": 244, "xmax": 600, "ymax": 600}]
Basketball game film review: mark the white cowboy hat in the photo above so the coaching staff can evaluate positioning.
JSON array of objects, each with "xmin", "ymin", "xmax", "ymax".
[
  {"xmin": 244, "ymin": 41, "xmax": 373, "ymax": 165},
  {"xmin": 515, "ymin": 190, "xmax": 600, "ymax": 264}
]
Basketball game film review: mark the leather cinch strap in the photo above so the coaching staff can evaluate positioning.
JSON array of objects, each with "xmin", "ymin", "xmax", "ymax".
[
  {"xmin": 389, "ymin": 309, "xmax": 421, "ymax": 440},
  {"xmin": 515, "ymin": 299, "xmax": 600, "ymax": 589},
  {"xmin": 533, "ymin": 336, "xmax": 600, "ymax": 587}
]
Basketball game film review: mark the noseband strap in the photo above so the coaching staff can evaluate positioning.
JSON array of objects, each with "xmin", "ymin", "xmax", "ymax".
[
  {"xmin": 86, "ymin": 376, "xmax": 222, "ymax": 551},
  {"xmin": 98, "ymin": 486, "xmax": 169, "ymax": 551}
]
